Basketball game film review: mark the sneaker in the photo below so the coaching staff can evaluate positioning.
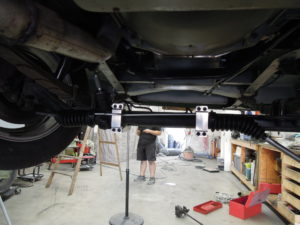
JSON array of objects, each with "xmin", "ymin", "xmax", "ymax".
[
  {"xmin": 134, "ymin": 176, "xmax": 146, "ymax": 182},
  {"xmin": 147, "ymin": 177, "xmax": 155, "ymax": 185}
]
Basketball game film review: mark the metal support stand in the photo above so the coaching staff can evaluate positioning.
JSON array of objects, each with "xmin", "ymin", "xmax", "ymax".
[
  {"xmin": 0, "ymin": 196, "xmax": 12, "ymax": 225},
  {"xmin": 109, "ymin": 127, "xmax": 144, "ymax": 225}
]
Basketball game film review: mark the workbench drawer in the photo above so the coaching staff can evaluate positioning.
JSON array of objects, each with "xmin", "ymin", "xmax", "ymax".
[
  {"xmin": 283, "ymin": 167, "xmax": 300, "ymax": 182},
  {"xmin": 282, "ymin": 191, "xmax": 300, "ymax": 209}
]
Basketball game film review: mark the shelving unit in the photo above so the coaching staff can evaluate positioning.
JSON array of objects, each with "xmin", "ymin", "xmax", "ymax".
[
  {"xmin": 231, "ymin": 139, "xmax": 300, "ymax": 224},
  {"xmin": 231, "ymin": 139, "xmax": 259, "ymax": 191},
  {"xmin": 278, "ymin": 154, "xmax": 300, "ymax": 224},
  {"xmin": 231, "ymin": 139, "xmax": 281, "ymax": 191}
]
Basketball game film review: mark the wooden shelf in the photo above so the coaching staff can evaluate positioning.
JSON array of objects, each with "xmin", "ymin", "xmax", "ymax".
[
  {"xmin": 231, "ymin": 165, "xmax": 256, "ymax": 191},
  {"xmin": 231, "ymin": 139, "xmax": 259, "ymax": 151},
  {"xmin": 266, "ymin": 194, "xmax": 278, "ymax": 209},
  {"xmin": 277, "ymin": 201, "xmax": 300, "ymax": 224}
]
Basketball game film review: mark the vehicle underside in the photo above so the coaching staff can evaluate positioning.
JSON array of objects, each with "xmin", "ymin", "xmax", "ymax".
[{"xmin": 0, "ymin": 0, "xmax": 300, "ymax": 169}]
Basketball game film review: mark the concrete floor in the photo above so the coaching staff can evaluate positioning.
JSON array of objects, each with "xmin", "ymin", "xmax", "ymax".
[{"xmin": 1, "ymin": 157, "xmax": 284, "ymax": 225}]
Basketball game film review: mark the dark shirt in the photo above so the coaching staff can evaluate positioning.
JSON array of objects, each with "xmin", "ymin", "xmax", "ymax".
[{"xmin": 138, "ymin": 126, "xmax": 161, "ymax": 144}]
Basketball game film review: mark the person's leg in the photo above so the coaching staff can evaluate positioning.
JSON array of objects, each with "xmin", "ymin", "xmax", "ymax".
[
  {"xmin": 148, "ymin": 161, "xmax": 156, "ymax": 178},
  {"xmin": 140, "ymin": 160, "xmax": 147, "ymax": 176},
  {"xmin": 134, "ymin": 144, "xmax": 147, "ymax": 182},
  {"xmin": 146, "ymin": 142, "xmax": 157, "ymax": 185}
]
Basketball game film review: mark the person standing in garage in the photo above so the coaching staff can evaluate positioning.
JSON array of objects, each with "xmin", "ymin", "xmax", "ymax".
[{"xmin": 134, "ymin": 127, "xmax": 162, "ymax": 185}]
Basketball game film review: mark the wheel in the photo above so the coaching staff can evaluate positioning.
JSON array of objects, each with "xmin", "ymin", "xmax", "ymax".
[
  {"xmin": 0, "ymin": 170, "xmax": 16, "ymax": 193},
  {"xmin": 0, "ymin": 48, "xmax": 81, "ymax": 169},
  {"xmin": 0, "ymin": 121, "xmax": 80, "ymax": 169}
]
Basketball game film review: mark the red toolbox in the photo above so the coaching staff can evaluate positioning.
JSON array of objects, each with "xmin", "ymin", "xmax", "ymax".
[
  {"xmin": 259, "ymin": 183, "xmax": 281, "ymax": 194},
  {"xmin": 229, "ymin": 189, "xmax": 270, "ymax": 220},
  {"xmin": 193, "ymin": 201, "xmax": 222, "ymax": 214}
]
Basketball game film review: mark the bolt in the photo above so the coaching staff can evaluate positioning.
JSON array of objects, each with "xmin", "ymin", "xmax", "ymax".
[
  {"xmin": 203, "ymin": 107, "xmax": 207, "ymax": 111},
  {"xmin": 196, "ymin": 107, "xmax": 201, "ymax": 111},
  {"xmin": 119, "ymin": 105, "xmax": 122, "ymax": 109},
  {"xmin": 117, "ymin": 128, "xmax": 121, "ymax": 132},
  {"xmin": 196, "ymin": 132, "xmax": 200, "ymax": 136},
  {"xmin": 112, "ymin": 128, "xmax": 116, "ymax": 132},
  {"xmin": 113, "ymin": 105, "xmax": 117, "ymax": 109},
  {"xmin": 202, "ymin": 132, "xmax": 207, "ymax": 136}
]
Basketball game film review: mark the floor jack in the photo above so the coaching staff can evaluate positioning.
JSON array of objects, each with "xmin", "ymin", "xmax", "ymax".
[{"xmin": 175, "ymin": 205, "xmax": 203, "ymax": 225}]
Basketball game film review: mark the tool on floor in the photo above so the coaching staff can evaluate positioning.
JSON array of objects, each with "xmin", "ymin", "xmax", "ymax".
[
  {"xmin": 45, "ymin": 126, "xmax": 92, "ymax": 195},
  {"xmin": 98, "ymin": 129, "xmax": 122, "ymax": 181},
  {"xmin": 175, "ymin": 205, "xmax": 203, "ymax": 225},
  {"xmin": 109, "ymin": 126, "xmax": 144, "ymax": 225},
  {"xmin": 0, "ymin": 195, "xmax": 12, "ymax": 225},
  {"xmin": 203, "ymin": 167, "xmax": 220, "ymax": 173},
  {"xmin": 215, "ymin": 192, "xmax": 235, "ymax": 204}
]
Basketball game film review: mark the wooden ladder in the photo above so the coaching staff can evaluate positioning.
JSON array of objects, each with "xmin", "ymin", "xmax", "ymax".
[
  {"xmin": 98, "ymin": 129, "xmax": 123, "ymax": 181},
  {"xmin": 45, "ymin": 126, "xmax": 92, "ymax": 195}
]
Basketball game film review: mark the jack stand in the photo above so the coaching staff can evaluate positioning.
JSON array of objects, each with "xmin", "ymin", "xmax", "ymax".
[
  {"xmin": 0, "ymin": 196, "xmax": 12, "ymax": 225},
  {"xmin": 109, "ymin": 127, "xmax": 144, "ymax": 225}
]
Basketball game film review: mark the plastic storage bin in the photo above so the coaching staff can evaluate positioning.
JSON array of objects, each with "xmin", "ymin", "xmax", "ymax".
[
  {"xmin": 193, "ymin": 201, "xmax": 222, "ymax": 214},
  {"xmin": 229, "ymin": 189, "xmax": 270, "ymax": 219}
]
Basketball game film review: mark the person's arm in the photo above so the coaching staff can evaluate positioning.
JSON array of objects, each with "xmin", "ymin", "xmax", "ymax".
[{"xmin": 143, "ymin": 129, "xmax": 161, "ymax": 136}]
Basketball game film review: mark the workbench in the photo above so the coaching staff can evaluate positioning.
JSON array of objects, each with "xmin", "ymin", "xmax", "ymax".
[{"xmin": 231, "ymin": 139, "xmax": 300, "ymax": 224}]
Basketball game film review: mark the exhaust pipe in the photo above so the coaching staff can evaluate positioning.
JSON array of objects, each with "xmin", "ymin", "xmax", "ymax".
[{"xmin": 0, "ymin": 0, "xmax": 111, "ymax": 63}]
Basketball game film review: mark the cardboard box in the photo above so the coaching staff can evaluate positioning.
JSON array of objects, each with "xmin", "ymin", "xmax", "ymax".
[{"xmin": 229, "ymin": 189, "xmax": 270, "ymax": 219}]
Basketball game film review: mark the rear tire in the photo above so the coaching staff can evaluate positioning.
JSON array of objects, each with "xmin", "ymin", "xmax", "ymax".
[
  {"xmin": 0, "ymin": 126, "xmax": 80, "ymax": 169},
  {"xmin": 0, "ymin": 48, "xmax": 81, "ymax": 169}
]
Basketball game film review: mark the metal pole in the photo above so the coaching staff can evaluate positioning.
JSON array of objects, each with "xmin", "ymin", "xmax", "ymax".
[
  {"xmin": 265, "ymin": 137, "xmax": 300, "ymax": 162},
  {"xmin": 186, "ymin": 214, "xmax": 203, "ymax": 225},
  {"xmin": 108, "ymin": 126, "xmax": 144, "ymax": 225},
  {"xmin": 0, "ymin": 196, "xmax": 12, "ymax": 225},
  {"xmin": 125, "ymin": 127, "xmax": 131, "ymax": 218}
]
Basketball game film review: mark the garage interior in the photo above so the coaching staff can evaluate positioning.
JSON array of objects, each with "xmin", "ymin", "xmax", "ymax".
[
  {"xmin": 1, "ymin": 108, "xmax": 300, "ymax": 225},
  {"xmin": 0, "ymin": 1, "xmax": 300, "ymax": 225}
]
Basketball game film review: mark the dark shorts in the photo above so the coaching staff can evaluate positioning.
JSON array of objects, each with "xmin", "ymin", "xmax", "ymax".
[{"xmin": 137, "ymin": 141, "xmax": 156, "ymax": 161}]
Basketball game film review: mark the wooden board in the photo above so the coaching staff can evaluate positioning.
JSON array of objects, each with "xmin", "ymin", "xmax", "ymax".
[
  {"xmin": 259, "ymin": 143, "xmax": 281, "ymax": 152},
  {"xmin": 266, "ymin": 194, "xmax": 279, "ymax": 209},
  {"xmin": 231, "ymin": 165, "xmax": 256, "ymax": 191},
  {"xmin": 283, "ymin": 154, "xmax": 300, "ymax": 169},
  {"xmin": 283, "ymin": 167, "xmax": 300, "ymax": 183},
  {"xmin": 258, "ymin": 147, "xmax": 281, "ymax": 184},
  {"xmin": 283, "ymin": 179, "xmax": 300, "ymax": 196},
  {"xmin": 282, "ymin": 191, "xmax": 300, "ymax": 209},
  {"xmin": 277, "ymin": 201, "xmax": 300, "ymax": 225},
  {"xmin": 231, "ymin": 139, "xmax": 259, "ymax": 151}
]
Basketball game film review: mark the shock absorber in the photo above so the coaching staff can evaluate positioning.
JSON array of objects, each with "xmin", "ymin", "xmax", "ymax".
[{"xmin": 55, "ymin": 111, "xmax": 110, "ymax": 129}]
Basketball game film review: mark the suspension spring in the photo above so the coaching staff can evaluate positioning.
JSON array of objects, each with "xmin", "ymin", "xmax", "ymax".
[{"xmin": 55, "ymin": 111, "xmax": 96, "ymax": 127}]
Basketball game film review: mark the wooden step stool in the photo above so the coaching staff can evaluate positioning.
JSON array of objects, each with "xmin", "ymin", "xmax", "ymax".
[
  {"xmin": 98, "ymin": 129, "xmax": 123, "ymax": 181},
  {"xmin": 45, "ymin": 126, "xmax": 92, "ymax": 195}
]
